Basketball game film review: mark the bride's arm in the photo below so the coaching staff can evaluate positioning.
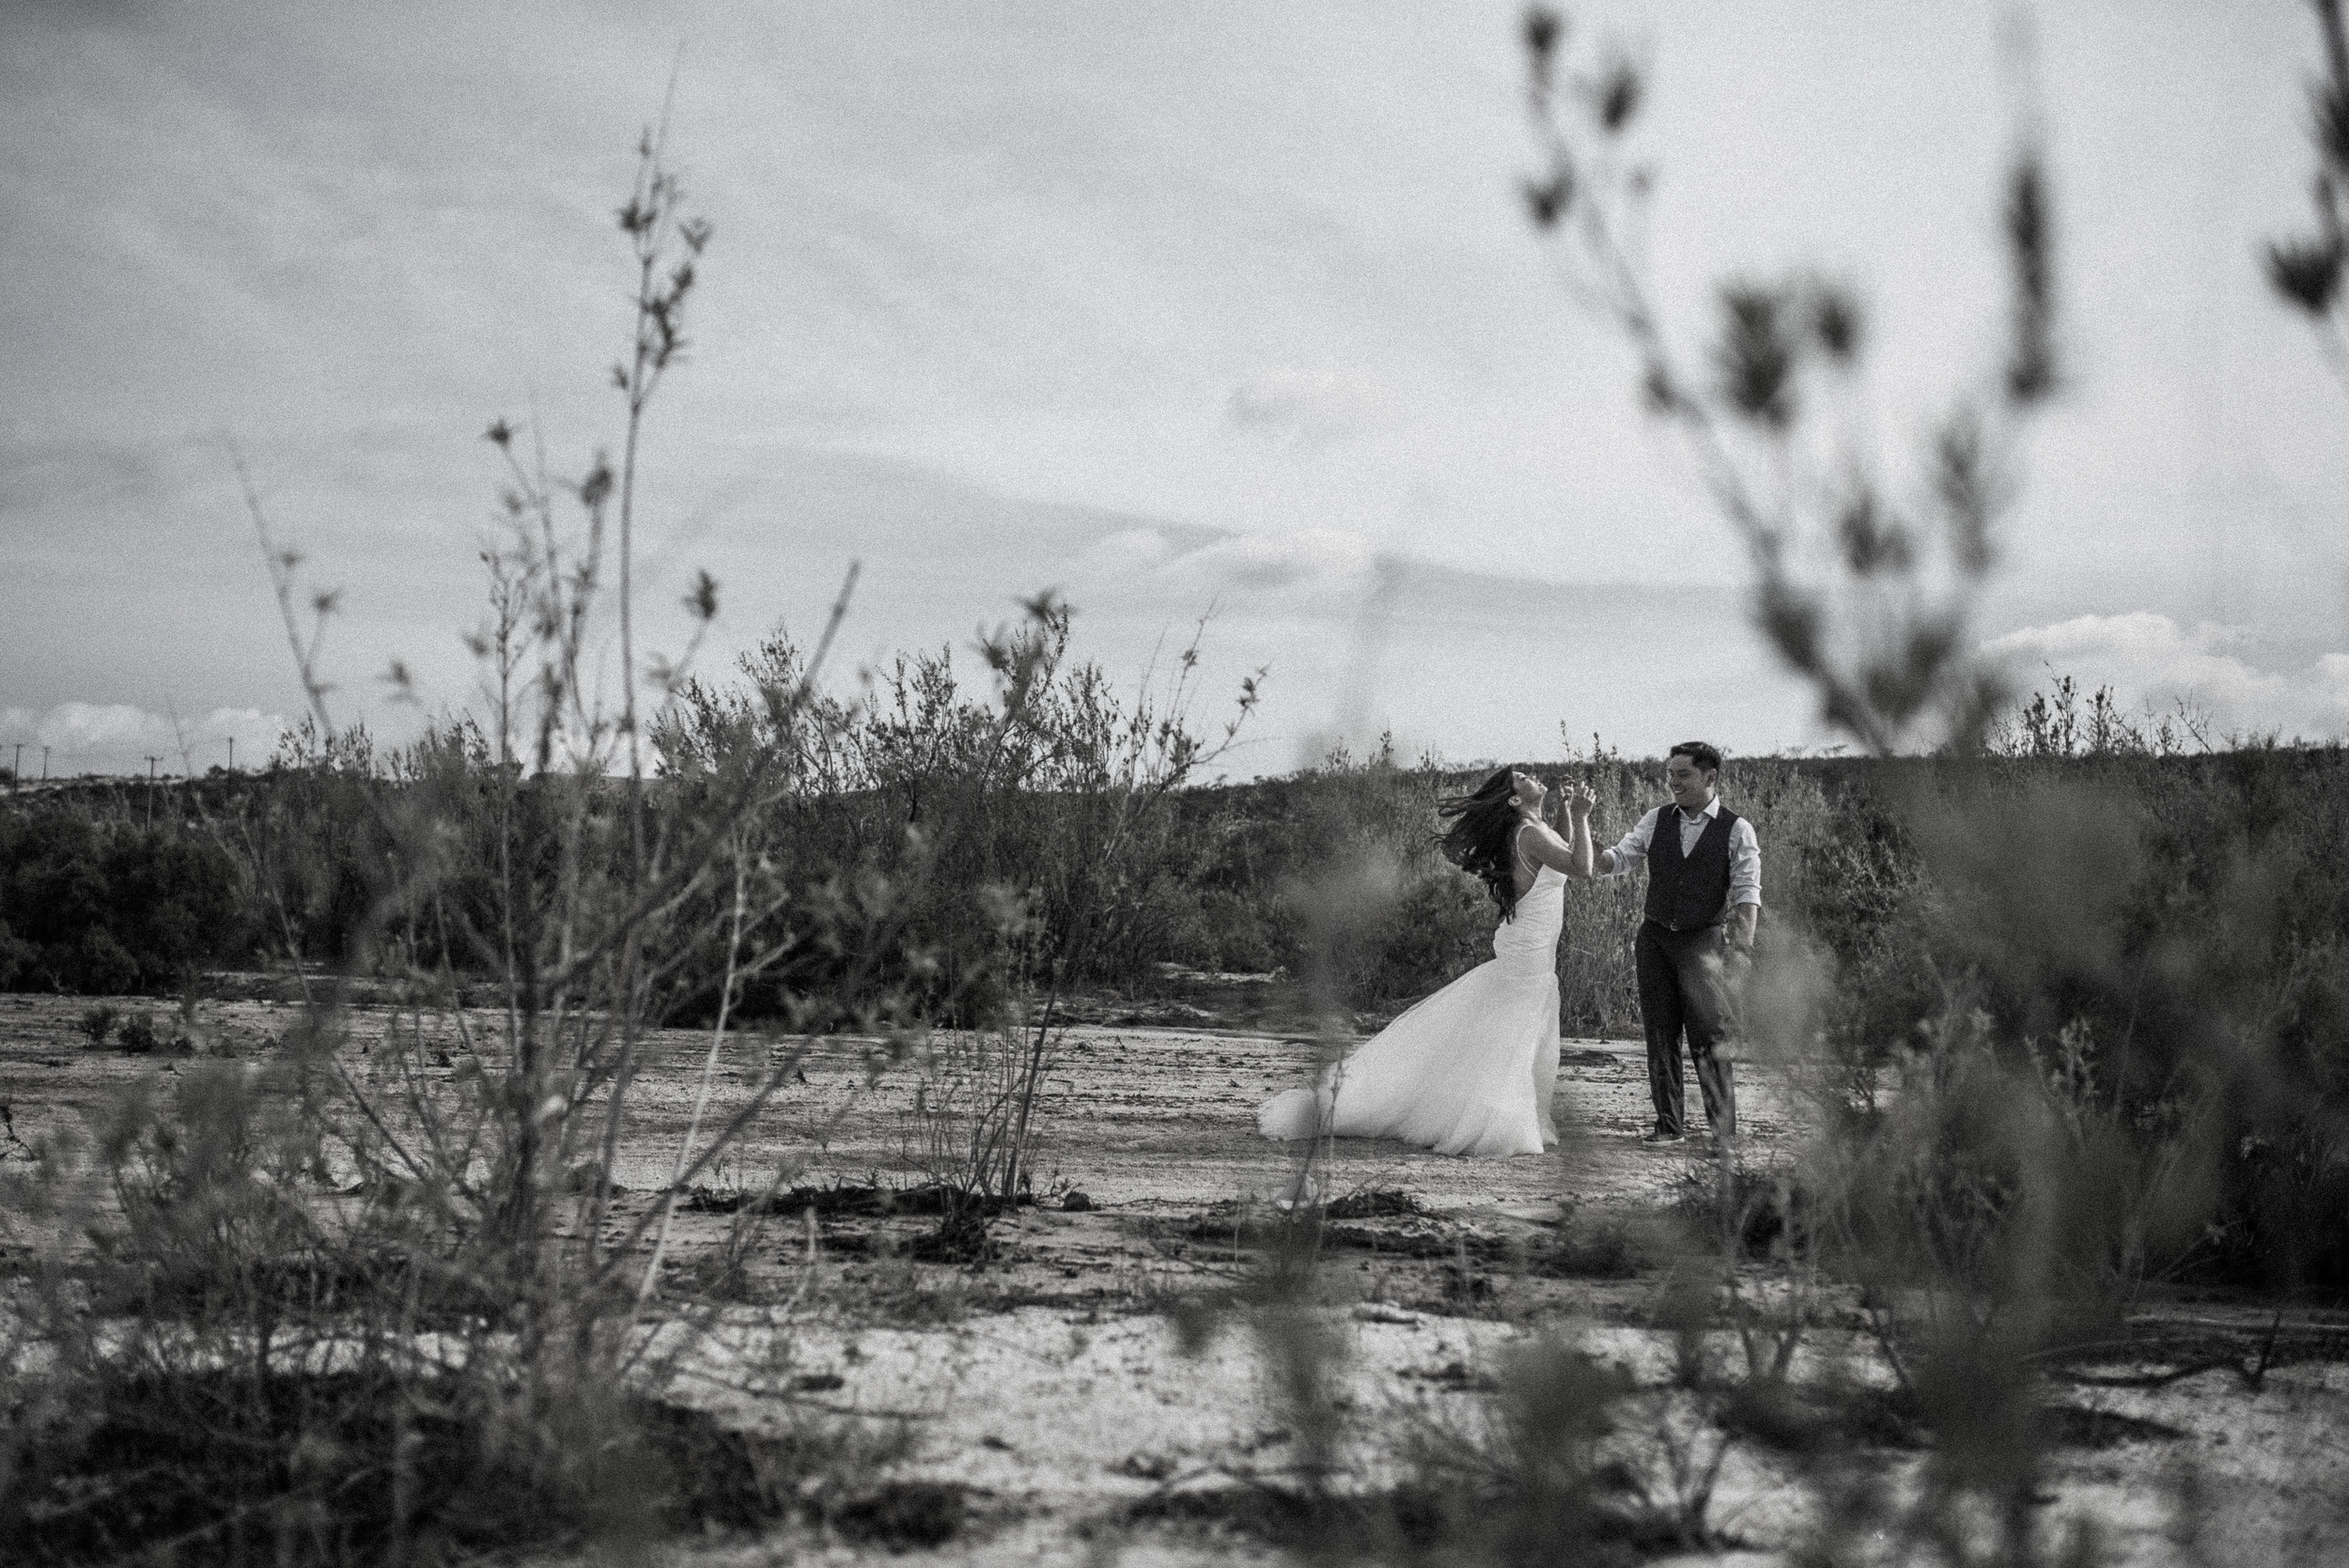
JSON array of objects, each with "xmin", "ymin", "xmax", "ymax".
[
  {"xmin": 1547, "ymin": 781, "xmax": 1596, "ymax": 879},
  {"xmin": 1517, "ymin": 784, "xmax": 1598, "ymax": 879},
  {"xmin": 1566, "ymin": 793, "xmax": 1595, "ymax": 879},
  {"xmin": 1513, "ymin": 777, "xmax": 1597, "ymax": 878},
  {"xmin": 1516, "ymin": 816, "xmax": 1584, "ymax": 877}
]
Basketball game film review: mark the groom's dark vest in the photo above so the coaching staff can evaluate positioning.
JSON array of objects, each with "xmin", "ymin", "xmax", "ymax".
[{"xmin": 1644, "ymin": 805, "xmax": 1739, "ymax": 933}]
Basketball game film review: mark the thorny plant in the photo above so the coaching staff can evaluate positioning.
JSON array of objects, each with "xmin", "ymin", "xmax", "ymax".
[
  {"xmin": 1498, "ymin": 10, "xmax": 2249, "ymax": 1565},
  {"xmin": 1518, "ymin": 6, "xmax": 2057, "ymax": 754},
  {"xmin": 1382, "ymin": 1328, "xmax": 1754, "ymax": 1564},
  {"xmin": 2268, "ymin": 0, "xmax": 2349, "ymax": 390},
  {"xmin": 661, "ymin": 600, "xmax": 1264, "ymax": 1254},
  {"xmin": 0, "ymin": 128, "xmax": 951, "ymax": 1565},
  {"xmin": 1507, "ymin": 9, "xmax": 2348, "ymax": 1566},
  {"xmin": 929, "ymin": 607, "xmax": 1262, "ymax": 1248},
  {"xmin": 1997, "ymin": 674, "xmax": 2219, "ymax": 760},
  {"xmin": 902, "ymin": 1022, "xmax": 1039, "ymax": 1244},
  {"xmin": 1509, "ymin": 11, "xmax": 2098, "ymax": 1560},
  {"xmin": 235, "ymin": 127, "xmax": 876, "ymax": 1343}
]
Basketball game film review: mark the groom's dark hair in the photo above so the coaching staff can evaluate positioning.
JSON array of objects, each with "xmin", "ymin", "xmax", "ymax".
[{"xmin": 1669, "ymin": 740, "xmax": 1723, "ymax": 774}]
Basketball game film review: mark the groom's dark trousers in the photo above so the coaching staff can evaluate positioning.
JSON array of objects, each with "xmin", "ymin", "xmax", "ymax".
[{"xmin": 1635, "ymin": 921, "xmax": 1736, "ymax": 1139}]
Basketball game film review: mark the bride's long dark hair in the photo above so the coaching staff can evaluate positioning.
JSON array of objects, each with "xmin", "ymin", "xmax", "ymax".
[{"xmin": 1438, "ymin": 765, "xmax": 1528, "ymax": 920}]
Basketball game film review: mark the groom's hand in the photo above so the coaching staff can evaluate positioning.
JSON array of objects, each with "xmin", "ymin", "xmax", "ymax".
[{"xmin": 1719, "ymin": 942, "xmax": 1753, "ymax": 1005}]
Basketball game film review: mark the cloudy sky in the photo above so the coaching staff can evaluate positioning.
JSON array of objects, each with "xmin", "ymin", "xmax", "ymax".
[{"xmin": 3, "ymin": 0, "xmax": 2343, "ymax": 779}]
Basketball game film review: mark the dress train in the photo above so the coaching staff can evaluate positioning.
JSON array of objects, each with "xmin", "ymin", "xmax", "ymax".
[{"xmin": 1259, "ymin": 864, "xmax": 1564, "ymax": 1157}]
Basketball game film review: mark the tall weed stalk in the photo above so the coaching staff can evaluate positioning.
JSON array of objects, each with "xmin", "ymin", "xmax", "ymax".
[
  {"xmin": 1519, "ymin": 8, "xmax": 2346, "ymax": 1562},
  {"xmin": 0, "ymin": 132, "xmax": 936, "ymax": 1565}
]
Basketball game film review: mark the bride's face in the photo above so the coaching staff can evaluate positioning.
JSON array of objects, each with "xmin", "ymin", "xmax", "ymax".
[{"xmin": 1508, "ymin": 770, "xmax": 1547, "ymax": 815}]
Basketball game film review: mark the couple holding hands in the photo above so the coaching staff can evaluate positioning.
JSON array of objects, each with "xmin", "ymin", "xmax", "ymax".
[{"xmin": 1261, "ymin": 741, "xmax": 1760, "ymax": 1157}]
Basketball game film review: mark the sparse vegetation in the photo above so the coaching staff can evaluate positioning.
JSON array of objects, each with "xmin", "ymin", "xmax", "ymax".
[
  {"xmin": 0, "ymin": 805, "xmax": 248, "ymax": 994},
  {"xmin": 1, "ymin": 9, "xmax": 2343, "ymax": 1565},
  {"xmin": 1179, "ymin": 9, "xmax": 2349, "ymax": 1567},
  {"xmin": 0, "ymin": 131, "xmax": 970, "ymax": 1566}
]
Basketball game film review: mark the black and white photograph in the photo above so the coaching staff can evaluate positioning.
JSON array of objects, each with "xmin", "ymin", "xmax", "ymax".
[{"xmin": 2, "ymin": 2, "xmax": 2344, "ymax": 1562}]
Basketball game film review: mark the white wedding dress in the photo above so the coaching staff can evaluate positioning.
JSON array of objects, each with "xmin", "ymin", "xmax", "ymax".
[{"xmin": 1259, "ymin": 861, "xmax": 1563, "ymax": 1157}]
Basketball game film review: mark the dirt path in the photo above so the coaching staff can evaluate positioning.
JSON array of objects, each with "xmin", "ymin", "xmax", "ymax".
[
  {"xmin": 621, "ymin": 1020, "xmax": 1806, "ymax": 1216},
  {"xmin": 0, "ymin": 990, "xmax": 1800, "ymax": 1215},
  {"xmin": 5, "ymin": 991, "xmax": 2344, "ymax": 1566}
]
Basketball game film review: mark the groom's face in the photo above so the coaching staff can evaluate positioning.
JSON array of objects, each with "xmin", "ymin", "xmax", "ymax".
[{"xmin": 1665, "ymin": 755, "xmax": 1718, "ymax": 812}]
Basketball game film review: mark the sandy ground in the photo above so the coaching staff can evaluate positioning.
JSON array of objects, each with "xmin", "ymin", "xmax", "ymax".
[{"xmin": 4, "ymin": 989, "xmax": 2346, "ymax": 1565}]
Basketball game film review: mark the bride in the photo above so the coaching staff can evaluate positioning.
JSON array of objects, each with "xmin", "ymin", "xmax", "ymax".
[{"xmin": 1260, "ymin": 768, "xmax": 1596, "ymax": 1157}]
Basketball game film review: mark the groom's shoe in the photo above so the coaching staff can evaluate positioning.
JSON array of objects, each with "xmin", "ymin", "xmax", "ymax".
[{"xmin": 1638, "ymin": 1128, "xmax": 1686, "ymax": 1145}]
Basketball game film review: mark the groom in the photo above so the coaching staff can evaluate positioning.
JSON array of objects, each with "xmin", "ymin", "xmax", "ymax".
[{"xmin": 1595, "ymin": 741, "xmax": 1761, "ymax": 1146}]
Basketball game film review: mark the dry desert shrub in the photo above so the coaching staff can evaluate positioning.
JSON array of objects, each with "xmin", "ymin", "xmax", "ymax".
[
  {"xmin": 1196, "ymin": 11, "xmax": 2345, "ymax": 1568},
  {"xmin": 1509, "ymin": 8, "xmax": 2347, "ymax": 1562},
  {"xmin": 0, "ymin": 130, "xmax": 960, "ymax": 1565}
]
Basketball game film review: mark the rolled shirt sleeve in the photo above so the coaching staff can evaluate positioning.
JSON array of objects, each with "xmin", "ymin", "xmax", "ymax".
[
  {"xmin": 1597, "ymin": 807, "xmax": 1660, "ymax": 877},
  {"xmin": 1729, "ymin": 816, "xmax": 1761, "ymax": 908}
]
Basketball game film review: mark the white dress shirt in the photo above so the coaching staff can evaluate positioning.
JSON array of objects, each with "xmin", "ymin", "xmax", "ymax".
[{"xmin": 1597, "ymin": 797, "xmax": 1762, "ymax": 909}]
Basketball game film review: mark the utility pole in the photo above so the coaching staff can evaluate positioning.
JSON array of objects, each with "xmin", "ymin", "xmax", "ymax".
[
  {"xmin": 8, "ymin": 743, "xmax": 18, "ymax": 792},
  {"xmin": 226, "ymin": 737, "xmax": 235, "ymax": 772},
  {"xmin": 40, "ymin": 746, "xmax": 50, "ymax": 781},
  {"xmin": 146, "ymin": 755, "xmax": 161, "ymax": 829}
]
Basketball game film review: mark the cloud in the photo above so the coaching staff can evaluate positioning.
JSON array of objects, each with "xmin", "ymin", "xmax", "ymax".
[
  {"xmin": 1981, "ymin": 613, "xmax": 2349, "ymax": 743},
  {"xmin": 1066, "ymin": 527, "xmax": 1176, "ymax": 581},
  {"xmin": 4, "ymin": 1, "xmax": 2341, "ymax": 774},
  {"xmin": 0, "ymin": 703, "xmax": 287, "ymax": 778},
  {"xmin": 1068, "ymin": 526, "xmax": 1377, "ymax": 610},
  {"xmin": 0, "ymin": 430, "xmax": 221, "ymax": 514},
  {"xmin": 1224, "ymin": 368, "xmax": 1387, "ymax": 452}
]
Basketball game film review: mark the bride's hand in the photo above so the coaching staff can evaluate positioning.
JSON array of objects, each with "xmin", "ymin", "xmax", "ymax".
[{"xmin": 1564, "ymin": 782, "xmax": 1596, "ymax": 820}]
